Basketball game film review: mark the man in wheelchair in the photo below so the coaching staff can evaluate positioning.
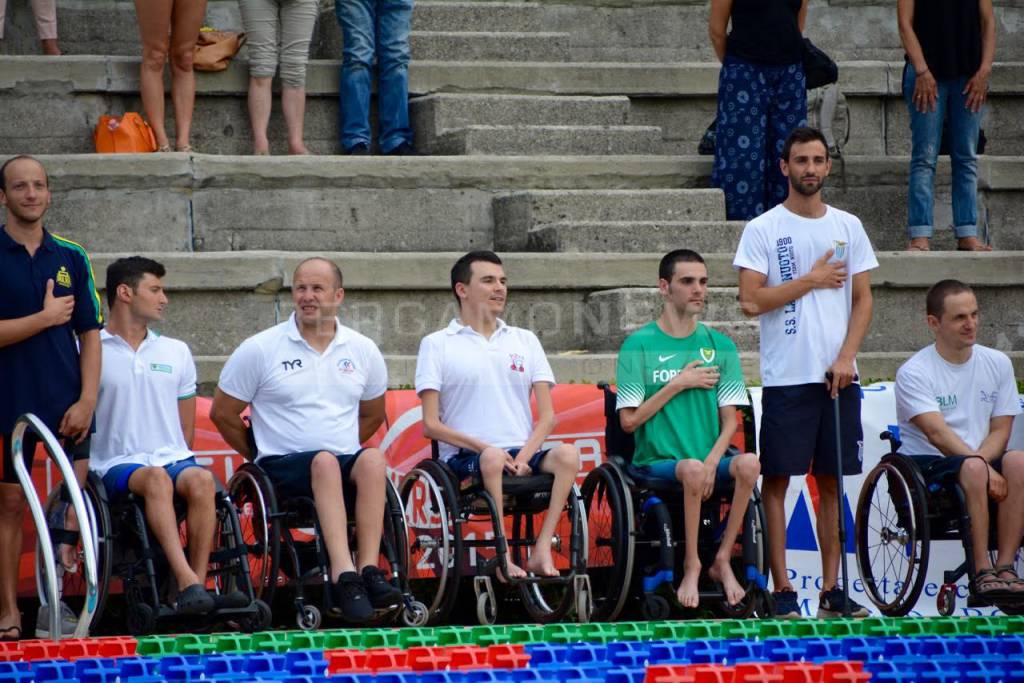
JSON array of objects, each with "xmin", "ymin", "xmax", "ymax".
[
  {"xmin": 211, "ymin": 257, "xmax": 402, "ymax": 623},
  {"xmin": 91, "ymin": 257, "xmax": 244, "ymax": 616},
  {"xmin": 615, "ymin": 249, "xmax": 760, "ymax": 608},
  {"xmin": 895, "ymin": 279, "xmax": 1024, "ymax": 603},
  {"xmin": 415, "ymin": 250, "xmax": 581, "ymax": 580}
]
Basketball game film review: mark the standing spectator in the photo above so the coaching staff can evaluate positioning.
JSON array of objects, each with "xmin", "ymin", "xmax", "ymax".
[
  {"xmin": 734, "ymin": 128, "xmax": 877, "ymax": 618},
  {"xmin": 134, "ymin": 0, "xmax": 208, "ymax": 153},
  {"xmin": 240, "ymin": 0, "xmax": 319, "ymax": 155},
  {"xmin": 335, "ymin": 0, "xmax": 415, "ymax": 155},
  {"xmin": 709, "ymin": 0, "xmax": 808, "ymax": 221},
  {"xmin": 0, "ymin": 0, "xmax": 59, "ymax": 55},
  {"xmin": 898, "ymin": 0, "xmax": 995, "ymax": 252}
]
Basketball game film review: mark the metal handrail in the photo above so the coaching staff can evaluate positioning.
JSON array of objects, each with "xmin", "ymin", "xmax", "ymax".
[{"xmin": 12, "ymin": 414, "xmax": 99, "ymax": 641}]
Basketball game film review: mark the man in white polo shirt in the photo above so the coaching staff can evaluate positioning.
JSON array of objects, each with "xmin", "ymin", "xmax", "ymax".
[
  {"xmin": 415, "ymin": 251, "xmax": 581, "ymax": 580},
  {"xmin": 92, "ymin": 257, "xmax": 242, "ymax": 617},
  {"xmin": 895, "ymin": 279, "xmax": 1024, "ymax": 604},
  {"xmin": 210, "ymin": 257, "xmax": 401, "ymax": 623}
]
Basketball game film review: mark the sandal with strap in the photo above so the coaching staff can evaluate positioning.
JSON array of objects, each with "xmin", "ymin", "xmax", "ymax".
[
  {"xmin": 47, "ymin": 500, "xmax": 80, "ymax": 572},
  {"xmin": 974, "ymin": 568, "xmax": 1013, "ymax": 597},
  {"xmin": 994, "ymin": 565, "xmax": 1024, "ymax": 593}
]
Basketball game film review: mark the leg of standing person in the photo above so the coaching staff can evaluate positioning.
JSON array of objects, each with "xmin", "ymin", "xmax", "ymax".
[
  {"xmin": 279, "ymin": 0, "xmax": 319, "ymax": 154},
  {"xmin": 712, "ymin": 56, "xmax": 769, "ymax": 221},
  {"xmin": 168, "ymin": 0, "xmax": 208, "ymax": 151},
  {"xmin": 947, "ymin": 73, "xmax": 990, "ymax": 251},
  {"xmin": 336, "ymin": 0, "xmax": 375, "ymax": 153},
  {"xmin": 903, "ymin": 65, "xmax": 947, "ymax": 251},
  {"xmin": 30, "ymin": 0, "xmax": 59, "ymax": 55},
  {"xmin": 375, "ymin": 0, "xmax": 413, "ymax": 153},
  {"xmin": 0, "ymin": 484, "xmax": 25, "ymax": 638},
  {"xmin": 134, "ymin": 0, "xmax": 174, "ymax": 150},
  {"xmin": 764, "ymin": 62, "xmax": 807, "ymax": 211},
  {"xmin": 240, "ymin": 0, "xmax": 280, "ymax": 155}
]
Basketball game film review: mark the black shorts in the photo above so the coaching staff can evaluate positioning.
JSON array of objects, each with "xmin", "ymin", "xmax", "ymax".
[
  {"xmin": 258, "ymin": 448, "xmax": 366, "ymax": 500},
  {"xmin": 1, "ymin": 432, "xmax": 91, "ymax": 484},
  {"xmin": 759, "ymin": 383, "xmax": 863, "ymax": 477},
  {"xmin": 908, "ymin": 453, "xmax": 1013, "ymax": 495}
]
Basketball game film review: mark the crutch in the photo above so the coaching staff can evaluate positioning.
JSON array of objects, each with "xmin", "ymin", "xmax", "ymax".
[{"xmin": 825, "ymin": 371, "xmax": 852, "ymax": 617}]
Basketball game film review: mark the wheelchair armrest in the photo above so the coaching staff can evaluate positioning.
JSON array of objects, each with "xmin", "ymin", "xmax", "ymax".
[{"xmin": 879, "ymin": 430, "xmax": 902, "ymax": 455}]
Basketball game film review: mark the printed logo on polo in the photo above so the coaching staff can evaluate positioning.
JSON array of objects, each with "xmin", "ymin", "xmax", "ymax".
[
  {"xmin": 337, "ymin": 358, "xmax": 356, "ymax": 374},
  {"xmin": 936, "ymin": 393, "xmax": 957, "ymax": 411},
  {"xmin": 56, "ymin": 266, "xmax": 71, "ymax": 288},
  {"xmin": 281, "ymin": 359, "xmax": 303, "ymax": 371},
  {"xmin": 979, "ymin": 390, "xmax": 998, "ymax": 404},
  {"xmin": 699, "ymin": 348, "xmax": 716, "ymax": 364},
  {"xmin": 509, "ymin": 353, "xmax": 525, "ymax": 373},
  {"xmin": 150, "ymin": 363, "xmax": 172, "ymax": 374}
]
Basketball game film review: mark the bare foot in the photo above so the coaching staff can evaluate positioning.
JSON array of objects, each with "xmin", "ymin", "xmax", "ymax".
[
  {"xmin": 708, "ymin": 556, "xmax": 745, "ymax": 606},
  {"xmin": 525, "ymin": 549, "xmax": 559, "ymax": 577},
  {"xmin": 907, "ymin": 237, "xmax": 930, "ymax": 252},
  {"xmin": 676, "ymin": 564, "xmax": 700, "ymax": 608},
  {"xmin": 957, "ymin": 237, "xmax": 993, "ymax": 252},
  {"xmin": 288, "ymin": 144, "xmax": 309, "ymax": 155},
  {"xmin": 496, "ymin": 560, "xmax": 527, "ymax": 583}
]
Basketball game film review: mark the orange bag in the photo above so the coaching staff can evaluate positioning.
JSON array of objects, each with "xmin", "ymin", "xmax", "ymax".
[
  {"xmin": 93, "ymin": 113, "xmax": 157, "ymax": 153},
  {"xmin": 194, "ymin": 29, "xmax": 247, "ymax": 72}
]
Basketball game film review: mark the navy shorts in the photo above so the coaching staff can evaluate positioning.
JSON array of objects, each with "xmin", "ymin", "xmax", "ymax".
[
  {"xmin": 759, "ymin": 383, "xmax": 863, "ymax": 477},
  {"xmin": 258, "ymin": 449, "xmax": 366, "ymax": 500},
  {"xmin": 1, "ymin": 432, "xmax": 91, "ymax": 484},
  {"xmin": 446, "ymin": 447, "xmax": 550, "ymax": 481},
  {"xmin": 628, "ymin": 446, "xmax": 739, "ymax": 494},
  {"xmin": 101, "ymin": 457, "xmax": 205, "ymax": 503},
  {"xmin": 908, "ymin": 453, "xmax": 1014, "ymax": 494}
]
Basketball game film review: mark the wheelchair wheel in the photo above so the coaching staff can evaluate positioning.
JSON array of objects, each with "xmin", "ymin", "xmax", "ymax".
[
  {"xmin": 580, "ymin": 464, "xmax": 633, "ymax": 621},
  {"xmin": 36, "ymin": 472, "xmax": 112, "ymax": 635},
  {"xmin": 227, "ymin": 463, "xmax": 281, "ymax": 607},
  {"xmin": 855, "ymin": 456, "xmax": 930, "ymax": 616},
  {"xmin": 513, "ymin": 484, "xmax": 587, "ymax": 623},
  {"xmin": 400, "ymin": 460, "xmax": 461, "ymax": 624}
]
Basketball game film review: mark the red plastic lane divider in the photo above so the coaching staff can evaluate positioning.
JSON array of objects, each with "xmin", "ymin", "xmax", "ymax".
[
  {"xmin": 5, "ymin": 637, "xmax": 137, "ymax": 662},
  {"xmin": 327, "ymin": 644, "xmax": 529, "ymax": 674},
  {"xmin": 645, "ymin": 661, "xmax": 869, "ymax": 683}
]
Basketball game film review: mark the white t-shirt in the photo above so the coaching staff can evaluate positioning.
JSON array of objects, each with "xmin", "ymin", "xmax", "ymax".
[
  {"xmin": 218, "ymin": 314, "xmax": 387, "ymax": 460},
  {"xmin": 415, "ymin": 319, "xmax": 556, "ymax": 461},
  {"xmin": 895, "ymin": 343, "xmax": 1021, "ymax": 457},
  {"xmin": 732, "ymin": 203, "xmax": 879, "ymax": 387},
  {"xmin": 91, "ymin": 329, "xmax": 196, "ymax": 476}
]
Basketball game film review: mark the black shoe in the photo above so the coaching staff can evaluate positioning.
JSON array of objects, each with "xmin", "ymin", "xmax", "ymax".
[
  {"xmin": 384, "ymin": 142, "xmax": 419, "ymax": 156},
  {"xmin": 817, "ymin": 585, "xmax": 870, "ymax": 618},
  {"xmin": 209, "ymin": 590, "xmax": 250, "ymax": 610},
  {"xmin": 345, "ymin": 143, "xmax": 371, "ymax": 156},
  {"xmin": 362, "ymin": 565, "xmax": 403, "ymax": 609},
  {"xmin": 174, "ymin": 583, "xmax": 215, "ymax": 615},
  {"xmin": 332, "ymin": 571, "xmax": 374, "ymax": 622}
]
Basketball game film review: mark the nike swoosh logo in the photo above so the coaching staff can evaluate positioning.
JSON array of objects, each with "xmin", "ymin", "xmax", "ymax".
[{"xmin": 658, "ymin": 354, "xmax": 677, "ymax": 363}]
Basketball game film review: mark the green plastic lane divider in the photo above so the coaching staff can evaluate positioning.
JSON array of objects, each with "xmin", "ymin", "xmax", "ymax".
[
  {"xmin": 470, "ymin": 625, "xmax": 513, "ymax": 646},
  {"xmin": 397, "ymin": 627, "xmax": 440, "ymax": 648},
  {"xmin": 434, "ymin": 626, "xmax": 478, "ymax": 646},
  {"xmin": 507, "ymin": 625, "xmax": 546, "ymax": 644}
]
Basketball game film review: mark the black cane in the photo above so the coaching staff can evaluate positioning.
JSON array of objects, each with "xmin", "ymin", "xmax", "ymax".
[{"xmin": 826, "ymin": 371, "xmax": 852, "ymax": 617}]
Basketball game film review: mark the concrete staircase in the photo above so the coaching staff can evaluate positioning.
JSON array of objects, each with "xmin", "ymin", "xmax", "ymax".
[{"xmin": 2, "ymin": 0, "xmax": 1023, "ymax": 390}]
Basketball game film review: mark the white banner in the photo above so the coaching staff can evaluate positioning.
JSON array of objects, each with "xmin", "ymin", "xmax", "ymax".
[{"xmin": 749, "ymin": 382, "xmax": 1024, "ymax": 617}]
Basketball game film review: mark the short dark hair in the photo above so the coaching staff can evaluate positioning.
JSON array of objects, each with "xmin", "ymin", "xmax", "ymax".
[
  {"xmin": 926, "ymin": 279, "xmax": 974, "ymax": 318},
  {"xmin": 106, "ymin": 256, "xmax": 166, "ymax": 309},
  {"xmin": 0, "ymin": 155, "xmax": 47, "ymax": 193},
  {"xmin": 658, "ymin": 249, "xmax": 705, "ymax": 282},
  {"xmin": 782, "ymin": 127, "xmax": 829, "ymax": 163},
  {"xmin": 451, "ymin": 250, "xmax": 503, "ymax": 305},
  {"xmin": 294, "ymin": 257, "xmax": 343, "ymax": 289}
]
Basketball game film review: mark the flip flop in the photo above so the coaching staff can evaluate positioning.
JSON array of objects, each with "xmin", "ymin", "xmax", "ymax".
[
  {"xmin": 0, "ymin": 626, "xmax": 21, "ymax": 642},
  {"xmin": 906, "ymin": 245, "xmax": 930, "ymax": 252},
  {"xmin": 957, "ymin": 244, "xmax": 993, "ymax": 252}
]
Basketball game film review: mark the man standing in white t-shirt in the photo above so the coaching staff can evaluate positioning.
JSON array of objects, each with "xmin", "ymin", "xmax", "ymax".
[
  {"xmin": 733, "ymin": 127, "xmax": 878, "ymax": 619},
  {"xmin": 895, "ymin": 279, "xmax": 1024, "ymax": 602},
  {"xmin": 210, "ymin": 257, "xmax": 402, "ymax": 623},
  {"xmin": 415, "ymin": 251, "xmax": 580, "ymax": 580},
  {"xmin": 92, "ymin": 257, "xmax": 244, "ymax": 617}
]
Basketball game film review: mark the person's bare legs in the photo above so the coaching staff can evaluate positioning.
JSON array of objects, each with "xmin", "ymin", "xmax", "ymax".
[
  {"xmin": 479, "ymin": 447, "xmax": 526, "ymax": 580},
  {"xmin": 815, "ymin": 475, "xmax": 840, "ymax": 590},
  {"xmin": 708, "ymin": 453, "xmax": 760, "ymax": 605},
  {"xmin": 127, "ymin": 467, "xmax": 201, "ymax": 589},
  {"xmin": 958, "ymin": 457, "xmax": 993, "ymax": 574},
  {"xmin": 133, "ymin": 0, "xmax": 173, "ymax": 149},
  {"xmin": 349, "ymin": 448, "xmax": 387, "ymax": 570},
  {"xmin": 527, "ymin": 444, "xmax": 579, "ymax": 577},
  {"xmin": 281, "ymin": 86, "xmax": 309, "ymax": 155},
  {"xmin": 168, "ymin": 0, "xmax": 207, "ymax": 151},
  {"xmin": 676, "ymin": 459, "xmax": 705, "ymax": 608},
  {"xmin": 309, "ymin": 451, "xmax": 355, "ymax": 580},
  {"xmin": 762, "ymin": 474, "xmax": 792, "ymax": 591},
  {"xmin": 247, "ymin": 76, "xmax": 273, "ymax": 154},
  {"xmin": 995, "ymin": 452, "xmax": 1024, "ymax": 570},
  {"xmin": 174, "ymin": 467, "xmax": 216, "ymax": 583},
  {"xmin": 0, "ymin": 485, "xmax": 25, "ymax": 635}
]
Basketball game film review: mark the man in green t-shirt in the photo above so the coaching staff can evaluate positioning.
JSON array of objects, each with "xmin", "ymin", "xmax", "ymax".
[{"xmin": 616, "ymin": 249, "xmax": 760, "ymax": 608}]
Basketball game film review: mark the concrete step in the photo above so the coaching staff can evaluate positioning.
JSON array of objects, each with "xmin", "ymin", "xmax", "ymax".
[
  {"xmin": 79, "ymin": 251, "xmax": 1024, "ymax": 360},
  {"xmin": 494, "ymin": 189, "xmax": 727, "ymax": 250},
  {"xmin": 429, "ymin": 124, "xmax": 664, "ymax": 155},
  {"xmin": 527, "ymin": 220, "xmax": 745, "ymax": 252},
  {"xmin": 586, "ymin": 286, "xmax": 744, "ymax": 326},
  {"xmin": 410, "ymin": 31, "xmax": 571, "ymax": 62}
]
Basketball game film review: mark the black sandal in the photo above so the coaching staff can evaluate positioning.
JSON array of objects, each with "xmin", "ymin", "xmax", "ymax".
[
  {"xmin": 994, "ymin": 565, "xmax": 1024, "ymax": 594},
  {"xmin": 0, "ymin": 626, "xmax": 21, "ymax": 642}
]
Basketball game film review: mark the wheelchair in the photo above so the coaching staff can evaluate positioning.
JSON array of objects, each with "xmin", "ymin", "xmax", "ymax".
[
  {"xmin": 579, "ymin": 382, "xmax": 772, "ymax": 621},
  {"xmin": 399, "ymin": 440, "xmax": 591, "ymax": 625},
  {"xmin": 39, "ymin": 470, "xmax": 271, "ymax": 636},
  {"xmin": 855, "ymin": 431, "xmax": 1024, "ymax": 617},
  {"xmin": 227, "ymin": 453, "xmax": 427, "ymax": 629}
]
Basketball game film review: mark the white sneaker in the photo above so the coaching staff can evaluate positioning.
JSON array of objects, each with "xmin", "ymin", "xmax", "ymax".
[{"xmin": 35, "ymin": 601, "xmax": 78, "ymax": 638}]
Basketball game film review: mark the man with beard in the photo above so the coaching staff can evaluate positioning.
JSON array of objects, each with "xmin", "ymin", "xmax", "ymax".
[{"xmin": 733, "ymin": 127, "xmax": 878, "ymax": 618}]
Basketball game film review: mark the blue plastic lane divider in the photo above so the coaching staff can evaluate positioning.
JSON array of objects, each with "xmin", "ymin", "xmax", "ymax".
[
  {"xmin": 724, "ymin": 639, "xmax": 765, "ymax": 662},
  {"xmin": 32, "ymin": 661, "xmax": 77, "ymax": 682},
  {"xmin": 285, "ymin": 650, "xmax": 328, "ymax": 677},
  {"xmin": 761, "ymin": 637, "xmax": 809, "ymax": 662}
]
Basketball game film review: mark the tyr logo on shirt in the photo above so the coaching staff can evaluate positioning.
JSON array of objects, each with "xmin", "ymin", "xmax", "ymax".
[
  {"xmin": 337, "ymin": 358, "xmax": 356, "ymax": 374},
  {"xmin": 509, "ymin": 353, "xmax": 525, "ymax": 373},
  {"xmin": 56, "ymin": 266, "xmax": 71, "ymax": 288},
  {"xmin": 281, "ymin": 359, "xmax": 303, "ymax": 371}
]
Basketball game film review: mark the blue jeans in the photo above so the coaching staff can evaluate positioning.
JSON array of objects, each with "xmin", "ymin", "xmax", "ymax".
[
  {"xmin": 335, "ymin": 0, "xmax": 414, "ymax": 153},
  {"xmin": 903, "ymin": 66, "xmax": 984, "ymax": 239}
]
